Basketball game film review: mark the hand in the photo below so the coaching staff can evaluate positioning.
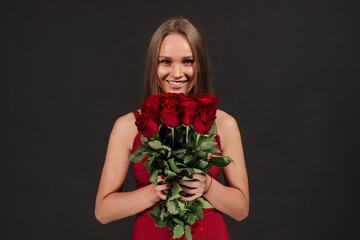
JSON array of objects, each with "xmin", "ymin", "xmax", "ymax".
[
  {"xmin": 152, "ymin": 175, "xmax": 171, "ymax": 202},
  {"xmin": 177, "ymin": 173, "xmax": 209, "ymax": 201}
]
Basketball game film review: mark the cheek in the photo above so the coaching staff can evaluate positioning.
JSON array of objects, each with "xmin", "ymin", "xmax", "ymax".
[
  {"xmin": 185, "ymin": 65, "xmax": 196, "ymax": 79},
  {"xmin": 157, "ymin": 66, "xmax": 168, "ymax": 79}
]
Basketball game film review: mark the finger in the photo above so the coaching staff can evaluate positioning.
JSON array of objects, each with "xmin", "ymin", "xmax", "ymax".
[
  {"xmin": 181, "ymin": 187, "xmax": 199, "ymax": 195},
  {"xmin": 158, "ymin": 191, "xmax": 167, "ymax": 200},
  {"xmin": 177, "ymin": 179, "xmax": 198, "ymax": 188},
  {"xmin": 157, "ymin": 183, "xmax": 171, "ymax": 191},
  {"xmin": 192, "ymin": 173, "xmax": 206, "ymax": 181},
  {"xmin": 158, "ymin": 184, "xmax": 171, "ymax": 200},
  {"xmin": 180, "ymin": 193, "xmax": 202, "ymax": 202},
  {"xmin": 157, "ymin": 175, "xmax": 166, "ymax": 183}
]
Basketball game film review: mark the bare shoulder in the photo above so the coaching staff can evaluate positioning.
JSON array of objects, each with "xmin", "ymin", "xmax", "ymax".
[
  {"xmin": 113, "ymin": 110, "xmax": 137, "ymax": 130},
  {"xmin": 216, "ymin": 109, "xmax": 238, "ymax": 130},
  {"xmin": 112, "ymin": 109, "xmax": 140, "ymax": 151},
  {"xmin": 216, "ymin": 109, "xmax": 241, "ymax": 150}
]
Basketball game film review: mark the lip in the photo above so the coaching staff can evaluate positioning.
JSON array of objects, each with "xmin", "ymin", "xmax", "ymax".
[{"xmin": 166, "ymin": 80, "xmax": 188, "ymax": 88}]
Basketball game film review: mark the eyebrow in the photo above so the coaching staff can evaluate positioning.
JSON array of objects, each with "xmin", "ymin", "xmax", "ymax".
[{"xmin": 159, "ymin": 56, "xmax": 194, "ymax": 59}]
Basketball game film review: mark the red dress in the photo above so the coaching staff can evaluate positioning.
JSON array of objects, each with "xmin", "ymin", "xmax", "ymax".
[{"xmin": 130, "ymin": 110, "xmax": 230, "ymax": 240}]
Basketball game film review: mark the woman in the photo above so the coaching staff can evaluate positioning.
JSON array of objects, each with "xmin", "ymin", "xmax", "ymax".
[{"xmin": 95, "ymin": 18, "xmax": 249, "ymax": 239}]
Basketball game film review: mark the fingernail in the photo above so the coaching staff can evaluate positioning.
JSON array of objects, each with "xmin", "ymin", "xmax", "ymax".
[{"xmin": 166, "ymin": 184, "xmax": 171, "ymax": 188}]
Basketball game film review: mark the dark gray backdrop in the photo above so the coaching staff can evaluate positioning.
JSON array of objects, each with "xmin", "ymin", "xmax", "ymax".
[{"xmin": 1, "ymin": 0, "xmax": 359, "ymax": 239}]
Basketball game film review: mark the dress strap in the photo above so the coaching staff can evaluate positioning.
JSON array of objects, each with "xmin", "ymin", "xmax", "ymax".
[{"xmin": 132, "ymin": 110, "xmax": 140, "ymax": 119}]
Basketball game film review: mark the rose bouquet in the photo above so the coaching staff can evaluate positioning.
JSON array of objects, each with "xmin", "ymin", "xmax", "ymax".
[{"xmin": 129, "ymin": 93, "xmax": 234, "ymax": 240}]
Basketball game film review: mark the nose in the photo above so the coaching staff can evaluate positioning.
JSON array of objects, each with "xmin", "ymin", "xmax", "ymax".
[{"xmin": 171, "ymin": 63, "xmax": 183, "ymax": 78}]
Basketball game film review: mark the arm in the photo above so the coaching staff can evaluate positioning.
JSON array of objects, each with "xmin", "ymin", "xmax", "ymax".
[
  {"xmin": 94, "ymin": 113, "xmax": 170, "ymax": 224},
  {"xmin": 178, "ymin": 113, "xmax": 249, "ymax": 221}
]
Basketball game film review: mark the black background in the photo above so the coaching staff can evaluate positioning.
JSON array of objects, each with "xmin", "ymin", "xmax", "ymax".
[{"xmin": 1, "ymin": 0, "xmax": 359, "ymax": 239}]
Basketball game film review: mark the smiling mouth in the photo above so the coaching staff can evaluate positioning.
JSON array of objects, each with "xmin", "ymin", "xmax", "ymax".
[{"xmin": 166, "ymin": 80, "xmax": 188, "ymax": 86}]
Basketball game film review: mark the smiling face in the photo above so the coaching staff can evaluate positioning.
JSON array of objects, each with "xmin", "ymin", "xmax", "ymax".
[{"xmin": 157, "ymin": 33, "xmax": 197, "ymax": 95}]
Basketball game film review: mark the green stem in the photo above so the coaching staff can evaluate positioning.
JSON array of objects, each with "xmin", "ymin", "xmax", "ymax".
[
  {"xmin": 186, "ymin": 126, "xmax": 189, "ymax": 144},
  {"xmin": 195, "ymin": 133, "xmax": 200, "ymax": 148},
  {"xmin": 171, "ymin": 127, "xmax": 175, "ymax": 148}
]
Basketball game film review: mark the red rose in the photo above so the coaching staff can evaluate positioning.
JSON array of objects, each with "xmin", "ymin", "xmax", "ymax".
[
  {"xmin": 196, "ymin": 94, "xmax": 220, "ymax": 108},
  {"xmin": 193, "ymin": 106, "xmax": 217, "ymax": 134},
  {"xmin": 142, "ymin": 94, "xmax": 162, "ymax": 125},
  {"xmin": 180, "ymin": 96, "xmax": 198, "ymax": 126},
  {"xmin": 135, "ymin": 111, "xmax": 158, "ymax": 138},
  {"xmin": 160, "ymin": 93, "xmax": 182, "ymax": 128}
]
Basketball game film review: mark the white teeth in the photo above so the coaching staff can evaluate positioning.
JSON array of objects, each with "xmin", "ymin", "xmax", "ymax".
[{"xmin": 167, "ymin": 80, "xmax": 186, "ymax": 85}]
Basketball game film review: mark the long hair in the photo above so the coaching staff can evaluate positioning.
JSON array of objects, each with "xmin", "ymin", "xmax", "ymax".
[{"xmin": 142, "ymin": 18, "xmax": 214, "ymax": 102}]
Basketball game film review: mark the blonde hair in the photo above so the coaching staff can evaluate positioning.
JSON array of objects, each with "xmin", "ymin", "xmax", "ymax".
[{"xmin": 142, "ymin": 17, "xmax": 214, "ymax": 102}]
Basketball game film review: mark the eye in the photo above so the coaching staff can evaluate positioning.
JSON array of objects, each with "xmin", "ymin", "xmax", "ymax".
[
  {"xmin": 159, "ymin": 59, "xmax": 170, "ymax": 64},
  {"xmin": 184, "ymin": 59, "xmax": 194, "ymax": 65}
]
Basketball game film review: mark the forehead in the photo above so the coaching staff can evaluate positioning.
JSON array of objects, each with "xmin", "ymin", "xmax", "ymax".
[{"xmin": 159, "ymin": 33, "xmax": 193, "ymax": 56}]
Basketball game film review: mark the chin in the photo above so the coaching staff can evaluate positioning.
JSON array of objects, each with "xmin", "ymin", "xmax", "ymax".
[{"xmin": 166, "ymin": 88, "xmax": 190, "ymax": 94}]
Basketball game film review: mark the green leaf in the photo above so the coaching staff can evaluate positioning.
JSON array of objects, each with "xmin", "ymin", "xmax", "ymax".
[
  {"xmin": 198, "ymin": 138, "xmax": 217, "ymax": 151},
  {"xmin": 144, "ymin": 158, "xmax": 155, "ymax": 174},
  {"xmin": 180, "ymin": 168, "xmax": 194, "ymax": 175},
  {"xmin": 171, "ymin": 182, "xmax": 183, "ymax": 196},
  {"xmin": 172, "ymin": 148, "xmax": 187, "ymax": 154},
  {"xmin": 168, "ymin": 222, "xmax": 175, "ymax": 233},
  {"xmin": 203, "ymin": 122, "xmax": 217, "ymax": 137},
  {"xmin": 193, "ymin": 168, "xmax": 204, "ymax": 174},
  {"xmin": 149, "ymin": 169, "xmax": 161, "ymax": 186},
  {"xmin": 209, "ymin": 147, "xmax": 221, "ymax": 153},
  {"xmin": 172, "ymin": 148, "xmax": 187, "ymax": 158},
  {"xmin": 129, "ymin": 152, "xmax": 147, "ymax": 163},
  {"xmin": 191, "ymin": 202, "xmax": 203, "ymax": 219},
  {"xmin": 210, "ymin": 122, "xmax": 217, "ymax": 136},
  {"xmin": 149, "ymin": 206, "xmax": 166, "ymax": 227},
  {"xmin": 182, "ymin": 176, "xmax": 193, "ymax": 180},
  {"xmin": 202, "ymin": 163, "xmax": 213, "ymax": 173},
  {"xmin": 149, "ymin": 213, "xmax": 159, "ymax": 223},
  {"xmin": 168, "ymin": 157, "xmax": 179, "ymax": 173},
  {"xmin": 140, "ymin": 134, "xmax": 149, "ymax": 144},
  {"xmin": 176, "ymin": 162, "xmax": 187, "ymax": 167},
  {"xmin": 169, "ymin": 182, "xmax": 182, "ymax": 200},
  {"xmin": 167, "ymin": 200, "xmax": 179, "ymax": 215},
  {"xmin": 161, "ymin": 144, "xmax": 172, "ymax": 158},
  {"xmin": 186, "ymin": 201, "xmax": 194, "ymax": 208},
  {"xmin": 147, "ymin": 151, "xmax": 157, "ymax": 160},
  {"xmin": 162, "ymin": 144, "xmax": 172, "ymax": 151},
  {"xmin": 173, "ymin": 224, "xmax": 185, "ymax": 239},
  {"xmin": 155, "ymin": 220, "xmax": 167, "ymax": 228},
  {"xmin": 149, "ymin": 206, "xmax": 161, "ymax": 217},
  {"xmin": 164, "ymin": 169, "xmax": 177, "ymax": 180},
  {"xmin": 160, "ymin": 206, "xmax": 165, "ymax": 221},
  {"xmin": 197, "ymin": 197, "xmax": 214, "ymax": 209},
  {"xmin": 173, "ymin": 217, "xmax": 184, "ymax": 226},
  {"xmin": 183, "ymin": 154, "xmax": 194, "ymax": 164},
  {"xmin": 128, "ymin": 152, "xmax": 137, "ymax": 162},
  {"xmin": 197, "ymin": 150, "xmax": 208, "ymax": 158},
  {"xmin": 179, "ymin": 209, "xmax": 187, "ymax": 217},
  {"xmin": 185, "ymin": 225, "xmax": 192, "ymax": 240},
  {"xmin": 162, "ymin": 160, "xmax": 170, "ymax": 170},
  {"xmin": 197, "ymin": 160, "xmax": 209, "ymax": 169},
  {"xmin": 208, "ymin": 155, "xmax": 234, "ymax": 167},
  {"xmin": 136, "ymin": 144, "xmax": 150, "ymax": 152},
  {"xmin": 178, "ymin": 200, "xmax": 185, "ymax": 211},
  {"xmin": 185, "ymin": 212, "xmax": 196, "ymax": 225},
  {"xmin": 148, "ymin": 140, "xmax": 162, "ymax": 150}
]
